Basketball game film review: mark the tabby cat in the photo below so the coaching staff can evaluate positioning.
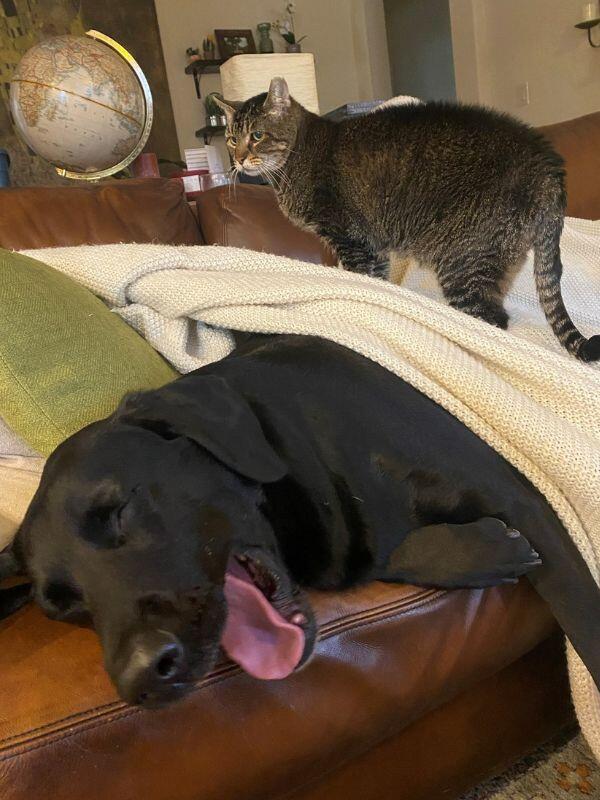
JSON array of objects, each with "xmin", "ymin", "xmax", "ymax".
[{"xmin": 216, "ymin": 79, "xmax": 599, "ymax": 361}]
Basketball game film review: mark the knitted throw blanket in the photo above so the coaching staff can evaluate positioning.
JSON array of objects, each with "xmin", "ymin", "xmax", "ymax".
[{"xmin": 23, "ymin": 217, "xmax": 600, "ymax": 758}]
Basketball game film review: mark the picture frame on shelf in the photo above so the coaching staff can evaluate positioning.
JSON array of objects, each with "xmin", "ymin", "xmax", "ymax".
[{"xmin": 214, "ymin": 29, "xmax": 256, "ymax": 59}]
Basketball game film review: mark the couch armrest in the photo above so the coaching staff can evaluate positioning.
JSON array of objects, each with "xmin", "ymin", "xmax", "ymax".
[
  {"xmin": 196, "ymin": 184, "xmax": 337, "ymax": 265},
  {"xmin": 538, "ymin": 111, "xmax": 600, "ymax": 220}
]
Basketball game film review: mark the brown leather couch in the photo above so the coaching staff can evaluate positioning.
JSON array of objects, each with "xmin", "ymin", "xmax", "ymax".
[{"xmin": 0, "ymin": 110, "xmax": 598, "ymax": 800}]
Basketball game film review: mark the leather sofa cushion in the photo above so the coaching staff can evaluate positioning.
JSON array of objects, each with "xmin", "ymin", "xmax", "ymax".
[
  {"xmin": 0, "ymin": 179, "xmax": 202, "ymax": 250},
  {"xmin": 196, "ymin": 184, "xmax": 337, "ymax": 265},
  {"xmin": 0, "ymin": 579, "xmax": 555, "ymax": 800}
]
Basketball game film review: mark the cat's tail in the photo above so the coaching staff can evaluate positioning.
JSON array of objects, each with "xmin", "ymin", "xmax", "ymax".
[{"xmin": 533, "ymin": 215, "xmax": 600, "ymax": 362}]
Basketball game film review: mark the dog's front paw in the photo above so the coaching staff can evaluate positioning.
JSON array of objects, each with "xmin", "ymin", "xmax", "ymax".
[{"xmin": 478, "ymin": 518, "xmax": 541, "ymax": 583}]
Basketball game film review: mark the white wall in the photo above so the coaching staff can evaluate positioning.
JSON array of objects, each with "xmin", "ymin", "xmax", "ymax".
[
  {"xmin": 352, "ymin": 0, "xmax": 393, "ymax": 102},
  {"xmin": 449, "ymin": 0, "xmax": 600, "ymax": 125},
  {"xmin": 385, "ymin": 0, "xmax": 456, "ymax": 101},
  {"xmin": 154, "ymin": 0, "xmax": 392, "ymax": 156}
]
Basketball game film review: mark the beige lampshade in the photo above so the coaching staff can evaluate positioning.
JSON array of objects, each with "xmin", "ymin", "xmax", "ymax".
[{"xmin": 219, "ymin": 53, "xmax": 319, "ymax": 113}]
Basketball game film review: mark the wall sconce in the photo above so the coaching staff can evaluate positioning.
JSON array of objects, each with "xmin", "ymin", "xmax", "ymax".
[{"xmin": 575, "ymin": 2, "xmax": 600, "ymax": 47}]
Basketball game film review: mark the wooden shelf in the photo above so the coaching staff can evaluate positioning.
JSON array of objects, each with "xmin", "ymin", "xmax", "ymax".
[
  {"xmin": 185, "ymin": 59, "xmax": 226, "ymax": 99},
  {"xmin": 184, "ymin": 58, "xmax": 224, "ymax": 75},
  {"xmin": 195, "ymin": 125, "xmax": 226, "ymax": 145}
]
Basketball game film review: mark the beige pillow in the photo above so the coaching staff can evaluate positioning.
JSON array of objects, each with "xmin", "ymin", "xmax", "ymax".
[
  {"xmin": 0, "ymin": 416, "xmax": 39, "ymax": 458},
  {"xmin": 0, "ymin": 456, "xmax": 44, "ymax": 551}
]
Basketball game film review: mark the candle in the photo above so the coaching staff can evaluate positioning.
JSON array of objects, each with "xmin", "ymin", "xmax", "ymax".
[{"xmin": 582, "ymin": 2, "xmax": 600, "ymax": 22}]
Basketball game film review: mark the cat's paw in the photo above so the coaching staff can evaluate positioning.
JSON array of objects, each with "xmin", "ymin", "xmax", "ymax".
[{"xmin": 476, "ymin": 305, "xmax": 509, "ymax": 330}]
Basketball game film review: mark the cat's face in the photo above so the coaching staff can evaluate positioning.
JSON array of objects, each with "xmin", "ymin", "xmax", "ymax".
[{"xmin": 216, "ymin": 78, "xmax": 298, "ymax": 181}]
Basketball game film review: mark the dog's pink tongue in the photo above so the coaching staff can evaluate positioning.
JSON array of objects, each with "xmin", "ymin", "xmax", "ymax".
[{"xmin": 222, "ymin": 560, "xmax": 305, "ymax": 680}]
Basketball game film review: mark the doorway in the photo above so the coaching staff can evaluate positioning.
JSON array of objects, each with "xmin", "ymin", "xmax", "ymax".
[{"xmin": 384, "ymin": 0, "xmax": 457, "ymax": 101}]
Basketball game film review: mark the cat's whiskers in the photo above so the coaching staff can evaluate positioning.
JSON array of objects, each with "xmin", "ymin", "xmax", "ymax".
[
  {"xmin": 260, "ymin": 166, "xmax": 282, "ymax": 193},
  {"xmin": 269, "ymin": 166, "xmax": 292, "ymax": 193},
  {"xmin": 257, "ymin": 165, "xmax": 276, "ymax": 192},
  {"xmin": 262, "ymin": 162, "xmax": 291, "ymax": 193},
  {"xmin": 226, "ymin": 166, "xmax": 235, "ymax": 201},
  {"xmin": 260, "ymin": 165, "xmax": 289, "ymax": 197},
  {"xmin": 227, "ymin": 165, "xmax": 240, "ymax": 202}
]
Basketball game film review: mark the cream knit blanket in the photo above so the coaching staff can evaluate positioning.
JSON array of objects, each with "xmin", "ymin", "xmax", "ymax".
[{"xmin": 22, "ymin": 217, "xmax": 600, "ymax": 757}]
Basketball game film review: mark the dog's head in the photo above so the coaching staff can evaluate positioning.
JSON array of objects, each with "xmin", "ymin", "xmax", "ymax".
[{"xmin": 4, "ymin": 376, "xmax": 316, "ymax": 707}]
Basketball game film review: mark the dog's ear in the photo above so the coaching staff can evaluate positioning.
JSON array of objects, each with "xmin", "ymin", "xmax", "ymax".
[
  {"xmin": 0, "ymin": 547, "xmax": 31, "ymax": 620},
  {"xmin": 119, "ymin": 376, "xmax": 287, "ymax": 484}
]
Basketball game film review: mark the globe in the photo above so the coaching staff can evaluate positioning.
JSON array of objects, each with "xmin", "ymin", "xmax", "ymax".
[{"xmin": 9, "ymin": 31, "xmax": 153, "ymax": 180}]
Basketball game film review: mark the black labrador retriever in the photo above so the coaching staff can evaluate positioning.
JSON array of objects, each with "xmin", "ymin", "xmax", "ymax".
[{"xmin": 2, "ymin": 334, "xmax": 599, "ymax": 707}]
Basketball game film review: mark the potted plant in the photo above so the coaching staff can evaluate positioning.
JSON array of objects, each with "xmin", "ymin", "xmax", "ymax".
[
  {"xmin": 186, "ymin": 47, "xmax": 201, "ymax": 64},
  {"xmin": 274, "ymin": 2, "xmax": 307, "ymax": 53},
  {"xmin": 202, "ymin": 36, "xmax": 216, "ymax": 60}
]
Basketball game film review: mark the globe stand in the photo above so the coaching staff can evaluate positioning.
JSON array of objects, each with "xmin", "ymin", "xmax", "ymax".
[{"xmin": 53, "ymin": 30, "xmax": 154, "ymax": 181}]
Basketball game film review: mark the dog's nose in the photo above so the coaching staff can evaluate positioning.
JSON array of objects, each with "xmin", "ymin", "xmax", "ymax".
[{"xmin": 116, "ymin": 630, "xmax": 187, "ymax": 706}]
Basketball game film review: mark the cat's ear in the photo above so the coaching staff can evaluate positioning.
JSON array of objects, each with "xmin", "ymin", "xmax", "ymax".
[
  {"xmin": 212, "ymin": 96, "xmax": 240, "ymax": 126},
  {"xmin": 263, "ymin": 77, "xmax": 291, "ymax": 116}
]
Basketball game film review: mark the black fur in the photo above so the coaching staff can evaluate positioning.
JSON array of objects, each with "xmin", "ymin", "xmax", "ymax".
[
  {"xmin": 218, "ymin": 79, "xmax": 599, "ymax": 361},
  {"xmin": 0, "ymin": 550, "xmax": 31, "ymax": 619},
  {"xmin": 5, "ymin": 334, "xmax": 599, "ymax": 706}
]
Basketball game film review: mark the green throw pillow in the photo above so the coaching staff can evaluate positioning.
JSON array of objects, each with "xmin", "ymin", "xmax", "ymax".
[{"xmin": 0, "ymin": 248, "xmax": 177, "ymax": 455}]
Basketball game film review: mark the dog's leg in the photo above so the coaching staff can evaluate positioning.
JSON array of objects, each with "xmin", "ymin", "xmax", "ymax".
[
  {"xmin": 379, "ymin": 517, "xmax": 541, "ymax": 589},
  {"xmin": 0, "ymin": 584, "xmax": 31, "ymax": 619},
  {"xmin": 0, "ymin": 548, "xmax": 31, "ymax": 619}
]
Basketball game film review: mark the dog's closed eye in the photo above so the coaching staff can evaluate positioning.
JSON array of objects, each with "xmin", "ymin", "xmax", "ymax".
[
  {"xmin": 78, "ymin": 484, "xmax": 145, "ymax": 550},
  {"xmin": 138, "ymin": 593, "xmax": 177, "ymax": 617},
  {"xmin": 84, "ymin": 504, "xmax": 127, "ymax": 548}
]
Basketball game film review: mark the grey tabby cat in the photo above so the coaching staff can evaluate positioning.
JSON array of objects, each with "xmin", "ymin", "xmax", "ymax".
[{"xmin": 216, "ymin": 79, "xmax": 599, "ymax": 361}]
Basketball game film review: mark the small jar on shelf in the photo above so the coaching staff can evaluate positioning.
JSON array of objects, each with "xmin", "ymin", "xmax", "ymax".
[{"xmin": 257, "ymin": 22, "xmax": 274, "ymax": 53}]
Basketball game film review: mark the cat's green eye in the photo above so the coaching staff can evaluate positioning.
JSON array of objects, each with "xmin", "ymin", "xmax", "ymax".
[{"xmin": 251, "ymin": 131, "xmax": 265, "ymax": 142}]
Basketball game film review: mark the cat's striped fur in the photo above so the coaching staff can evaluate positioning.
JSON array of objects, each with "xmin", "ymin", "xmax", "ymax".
[{"xmin": 217, "ymin": 80, "xmax": 600, "ymax": 361}]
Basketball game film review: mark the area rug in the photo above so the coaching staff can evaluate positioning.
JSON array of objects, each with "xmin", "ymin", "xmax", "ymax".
[{"xmin": 462, "ymin": 733, "xmax": 600, "ymax": 798}]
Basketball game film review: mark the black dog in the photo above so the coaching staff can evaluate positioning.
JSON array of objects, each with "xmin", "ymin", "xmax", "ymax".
[{"xmin": 2, "ymin": 334, "xmax": 599, "ymax": 707}]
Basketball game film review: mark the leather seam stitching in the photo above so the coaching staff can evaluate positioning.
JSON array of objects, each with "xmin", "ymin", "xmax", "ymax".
[
  {"xmin": 0, "ymin": 589, "xmax": 446, "ymax": 753},
  {"xmin": 221, "ymin": 191, "xmax": 229, "ymax": 247},
  {"xmin": 0, "ymin": 709, "xmax": 142, "ymax": 763}
]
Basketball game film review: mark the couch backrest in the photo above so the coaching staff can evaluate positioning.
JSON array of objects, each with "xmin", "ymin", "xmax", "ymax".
[
  {"xmin": 539, "ymin": 110, "xmax": 600, "ymax": 220},
  {"xmin": 196, "ymin": 184, "xmax": 337, "ymax": 265},
  {"xmin": 0, "ymin": 178, "xmax": 202, "ymax": 250},
  {"xmin": 1, "ymin": 110, "xmax": 598, "ymax": 256}
]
